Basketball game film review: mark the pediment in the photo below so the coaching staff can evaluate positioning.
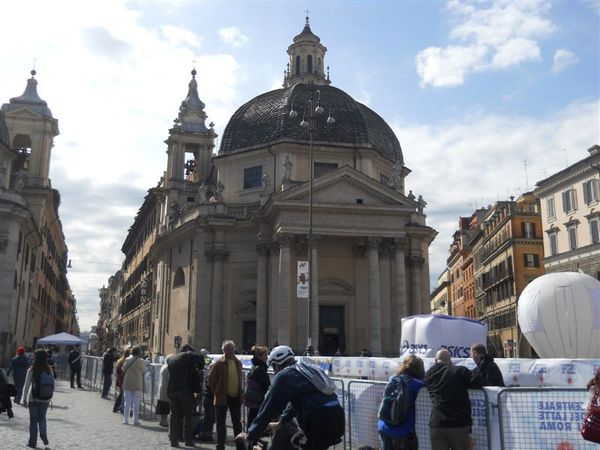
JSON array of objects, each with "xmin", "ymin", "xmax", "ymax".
[
  {"xmin": 273, "ymin": 165, "xmax": 417, "ymax": 208},
  {"xmin": 3, "ymin": 107, "xmax": 44, "ymax": 119}
]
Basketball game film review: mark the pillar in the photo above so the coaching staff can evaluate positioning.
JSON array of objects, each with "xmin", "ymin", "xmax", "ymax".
[
  {"xmin": 256, "ymin": 243, "xmax": 269, "ymax": 345},
  {"xmin": 394, "ymin": 237, "xmax": 408, "ymax": 350},
  {"xmin": 367, "ymin": 238, "xmax": 382, "ymax": 356},
  {"xmin": 277, "ymin": 234, "xmax": 292, "ymax": 345},
  {"xmin": 209, "ymin": 246, "xmax": 227, "ymax": 351},
  {"xmin": 310, "ymin": 238, "xmax": 319, "ymax": 351}
]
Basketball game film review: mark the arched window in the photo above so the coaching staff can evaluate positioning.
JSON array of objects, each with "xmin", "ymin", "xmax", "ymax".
[
  {"xmin": 173, "ymin": 267, "xmax": 185, "ymax": 288},
  {"xmin": 295, "ymin": 56, "xmax": 301, "ymax": 75},
  {"xmin": 307, "ymin": 55, "xmax": 313, "ymax": 74},
  {"xmin": 318, "ymin": 57, "xmax": 321, "ymax": 73}
]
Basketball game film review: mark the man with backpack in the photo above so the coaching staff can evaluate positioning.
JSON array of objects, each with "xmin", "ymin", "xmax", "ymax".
[
  {"xmin": 23, "ymin": 349, "xmax": 54, "ymax": 448},
  {"xmin": 237, "ymin": 345, "xmax": 345, "ymax": 450}
]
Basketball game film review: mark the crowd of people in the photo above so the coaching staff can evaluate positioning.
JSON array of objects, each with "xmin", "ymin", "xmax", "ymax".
[{"xmin": 1, "ymin": 341, "xmax": 599, "ymax": 450}]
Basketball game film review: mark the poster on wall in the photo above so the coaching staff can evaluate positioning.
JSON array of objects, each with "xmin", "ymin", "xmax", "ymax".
[{"xmin": 297, "ymin": 260, "xmax": 309, "ymax": 299}]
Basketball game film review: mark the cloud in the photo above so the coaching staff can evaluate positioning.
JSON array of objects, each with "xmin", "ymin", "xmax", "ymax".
[
  {"xmin": 552, "ymin": 48, "xmax": 579, "ymax": 74},
  {"xmin": 219, "ymin": 26, "xmax": 249, "ymax": 48},
  {"xmin": 417, "ymin": 1, "xmax": 557, "ymax": 87},
  {"xmin": 393, "ymin": 98, "xmax": 599, "ymax": 282},
  {"xmin": 161, "ymin": 25, "xmax": 203, "ymax": 48},
  {"xmin": 82, "ymin": 27, "xmax": 132, "ymax": 61}
]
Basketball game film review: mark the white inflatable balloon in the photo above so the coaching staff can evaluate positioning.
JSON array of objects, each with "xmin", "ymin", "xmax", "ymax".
[{"xmin": 518, "ymin": 272, "xmax": 600, "ymax": 358}]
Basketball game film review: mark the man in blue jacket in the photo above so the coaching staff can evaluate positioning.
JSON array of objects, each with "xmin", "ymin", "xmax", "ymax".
[{"xmin": 237, "ymin": 345, "xmax": 344, "ymax": 450}]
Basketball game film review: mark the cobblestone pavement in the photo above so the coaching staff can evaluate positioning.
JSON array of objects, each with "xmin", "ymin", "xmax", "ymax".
[{"xmin": 0, "ymin": 380, "xmax": 238, "ymax": 450}]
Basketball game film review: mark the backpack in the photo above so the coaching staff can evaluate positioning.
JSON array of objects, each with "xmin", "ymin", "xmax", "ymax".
[
  {"xmin": 295, "ymin": 359, "xmax": 336, "ymax": 395},
  {"xmin": 33, "ymin": 371, "xmax": 54, "ymax": 401},
  {"xmin": 378, "ymin": 375, "xmax": 409, "ymax": 426},
  {"xmin": 243, "ymin": 377, "xmax": 265, "ymax": 409}
]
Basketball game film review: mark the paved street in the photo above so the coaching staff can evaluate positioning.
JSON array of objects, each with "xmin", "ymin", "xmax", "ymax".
[{"xmin": 0, "ymin": 380, "xmax": 237, "ymax": 450}]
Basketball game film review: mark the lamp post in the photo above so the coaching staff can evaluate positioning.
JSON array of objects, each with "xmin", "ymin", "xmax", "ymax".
[{"xmin": 289, "ymin": 89, "xmax": 335, "ymax": 355}]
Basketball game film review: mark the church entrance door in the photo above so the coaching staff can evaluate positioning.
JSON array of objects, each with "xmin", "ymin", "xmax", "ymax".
[
  {"xmin": 242, "ymin": 320, "xmax": 256, "ymax": 354},
  {"xmin": 318, "ymin": 305, "xmax": 345, "ymax": 356}
]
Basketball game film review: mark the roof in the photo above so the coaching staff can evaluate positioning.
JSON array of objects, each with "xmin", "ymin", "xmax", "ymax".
[
  {"xmin": 1, "ymin": 70, "xmax": 53, "ymax": 118},
  {"xmin": 219, "ymin": 83, "xmax": 403, "ymax": 163}
]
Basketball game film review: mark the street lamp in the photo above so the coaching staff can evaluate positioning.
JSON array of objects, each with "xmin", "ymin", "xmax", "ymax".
[{"xmin": 289, "ymin": 89, "xmax": 335, "ymax": 355}]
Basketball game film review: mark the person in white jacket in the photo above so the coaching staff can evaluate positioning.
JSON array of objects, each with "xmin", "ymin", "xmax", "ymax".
[
  {"xmin": 23, "ymin": 350, "xmax": 53, "ymax": 448},
  {"xmin": 122, "ymin": 345, "xmax": 146, "ymax": 425},
  {"xmin": 157, "ymin": 354, "xmax": 174, "ymax": 427}
]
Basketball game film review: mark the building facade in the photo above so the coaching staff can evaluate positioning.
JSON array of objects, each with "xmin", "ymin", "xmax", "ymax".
[
  {"xmin": 0, "ymin": 72, "xmax": 78, "ymax": 365},
  {"xmin": 430, "ymin": 269, "xmax": 451, "ymax": 315},
  {"xmin": 473, "ymin": 193, "xmax": 544, "ymax": 357},
  {"xmin": 111, "ymin": 19, "xmax": 437, "ymax": 357},
  {"xmin": 533, "ymin": 145, "xmax": 600, "ymax": 279}
]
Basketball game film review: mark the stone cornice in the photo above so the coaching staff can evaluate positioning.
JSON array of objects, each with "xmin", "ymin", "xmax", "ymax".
[{"xmin": 534, "ymin": 153, "xmax": 600, "ymax": 196}]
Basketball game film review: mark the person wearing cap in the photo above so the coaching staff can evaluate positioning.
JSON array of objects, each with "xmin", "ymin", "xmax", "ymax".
[
  {"xmin": 237, "ymin": 345, "xmax": 345, "ymax": 450},
  {"xmin": 208, "ymin": 340, "xmax": 244, "ymax": 450},
  {"xmin": 7, "ymin": 346, "xmax": 30, "ymax": 404},
  {"xmin": 167, "ymin": 344, "xmax": 206, "ymax": 447}
]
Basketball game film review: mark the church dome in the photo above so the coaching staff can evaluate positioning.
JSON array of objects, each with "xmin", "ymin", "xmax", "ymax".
[{"xmin": 219, "ymin": 83, "xmax": 403, "ymax": 163}]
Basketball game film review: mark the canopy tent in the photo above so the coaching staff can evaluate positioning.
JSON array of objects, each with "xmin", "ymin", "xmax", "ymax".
[{"xmin": 37, "ymin": 332, "xmax": 85, "ymax": 346}]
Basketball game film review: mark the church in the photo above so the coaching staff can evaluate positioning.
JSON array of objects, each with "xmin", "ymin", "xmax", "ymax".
[{"xmin": 114, "ymin": 18, "xmax": 437, "ymax": 357}]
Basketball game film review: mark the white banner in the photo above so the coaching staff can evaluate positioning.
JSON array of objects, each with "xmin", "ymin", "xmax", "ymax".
[
  {"xmin": 400, "ymin": 314, "xmax": 488, "ymax": 358},
  {"xmin": 297, "ymin": 260, "xmax": 309, "ymax": 299}
]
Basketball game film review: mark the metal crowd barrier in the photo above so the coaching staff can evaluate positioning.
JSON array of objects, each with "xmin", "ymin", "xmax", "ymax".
[{"xmin": 78, "ymin": 356, "xmax": 592, "ymax": 450}]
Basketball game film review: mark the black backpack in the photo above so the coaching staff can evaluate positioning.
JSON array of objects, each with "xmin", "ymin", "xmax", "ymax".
[
  {"xmin": 378, "ymin": 374, "xmax": 409, "ymax": 426},
  {"xmin": 33, "ymin": 371, "xmax": 54, "ymax": 401}
]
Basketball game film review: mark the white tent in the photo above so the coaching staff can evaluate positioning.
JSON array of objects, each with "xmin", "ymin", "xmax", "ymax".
[{"xmin": 37, "ymin": 332, "xmax": 86, "ymax": 346}]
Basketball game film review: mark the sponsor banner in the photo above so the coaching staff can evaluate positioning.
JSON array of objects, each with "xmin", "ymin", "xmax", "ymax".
[
  {"xmin": 331, "ymin": 357, "xmax": 600, "ymax": 387},
  {"xmin": 400, "ymin": 314, "xmax": 488, "ymax": 358},
  {"xmin": 297, "ymin": 260, "xmax": 309, "ymax": 299}
]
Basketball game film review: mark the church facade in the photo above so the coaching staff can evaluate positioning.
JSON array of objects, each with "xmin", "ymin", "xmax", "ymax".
[{"xmin": 114, "ymin": 19, "xmax": 436, "ymax": 357}]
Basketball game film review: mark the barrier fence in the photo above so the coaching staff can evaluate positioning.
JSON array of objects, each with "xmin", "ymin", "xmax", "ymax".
[{"xmin": 78, "ymin": 356, "xmax": 593, "ymax": 450}]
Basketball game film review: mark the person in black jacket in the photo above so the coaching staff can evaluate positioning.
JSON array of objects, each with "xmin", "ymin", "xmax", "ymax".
[
  {"xmin": 425, "ymin": 348, "xmax": 483, "ymax": 450},
  {"xmin": 470, "ymin": 344, "xmax": 505, "ymax": 387},
  {"xmin": 68, "ymin": 346, "xmax": 82, "ymax": 389},
  {"xmin": 101, "ymin": 348, "xmax": 116, "ymax": 398},
  {"xmin": 167, "ymin": 344, "xmax": 205, "ymax": 447},
  {"xmin": 237, "ymin": 345, "xmax": 344, "ymax": 450},
  {"xmin": 245, "ymin": 345, "xmax": 271, "ymax": 431}
]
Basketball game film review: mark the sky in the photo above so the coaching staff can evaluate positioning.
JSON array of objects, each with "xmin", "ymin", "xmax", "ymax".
[{"xmin": 1, "ymin": 0, "xmax": 598, "ymax": 333}]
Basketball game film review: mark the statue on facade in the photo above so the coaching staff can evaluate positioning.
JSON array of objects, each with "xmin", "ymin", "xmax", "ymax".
[
  {"xmin": 417, "ymin": 195, "xmax": 427, "ymax": 214},
  {"xmin": 282, "ymin": 154, "xmax": 293, "ymax": 183},
  {"xmin": 391, "ymin": 159, "xmax": 403, "ymax": 191},
  {"xmin": 260, "ymin": 173, "xmax": 271, "ymax": 197},
  {"xmin": 198, "ymin": 182, "xmax": 208, "ymax": 202},
  {"xmin": 13, "ymin": 170, "xmax": 26, "ymax": 193},
  {"xmin": 407, "ymin": 190, "xmax": 416, "ymax": 201},
  {"xmin": 210, "ymin": 180, "xmax": 225, "ymax": 202},
  {"xmin": 168, "ymin": 201, "xmax": 182, "ymax": 227}
]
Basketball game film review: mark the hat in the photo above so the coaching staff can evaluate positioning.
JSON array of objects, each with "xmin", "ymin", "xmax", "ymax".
[{"xmin": 17, "ymin": 346, "xmax": 26, "ymax": 355}]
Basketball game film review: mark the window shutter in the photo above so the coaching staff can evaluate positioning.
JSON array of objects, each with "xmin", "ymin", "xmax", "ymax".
[
  {"xmin": 521, "ymin": 222, "xmax": 526, "ymax": 237},
  {"xmin": 533, "ymin": 254, "xmax": 539, "ymax": 267},
  {"xmin": 572, "ymin": 189, "xmax": 578, "ymax": 211},
  {"xmin": 584, "ymin": 181, "xmax": 590, "ymax": 204},
  {"xmin": 593, "ymin": 179, "xmax": 599, "ymax": 202},
  {"xmin": 523, "ymin": 254, "xmax": 528, "ymax": 266},
  {"xmin": 592, "ymin": 220, "xmax": 600, "ymax": 244},
  {"xmin": 531, "ymin": 223, "xmax": 536, "ymax": 237},
  {"xmin": 562, "ymin": 192, "xmax": 568, "ymax": 212}
]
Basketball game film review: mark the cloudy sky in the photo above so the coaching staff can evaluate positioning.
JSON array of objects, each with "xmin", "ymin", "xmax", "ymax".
[{"xmin": 1, "ymin": 1, "xmax": 598, "ymax": 332}]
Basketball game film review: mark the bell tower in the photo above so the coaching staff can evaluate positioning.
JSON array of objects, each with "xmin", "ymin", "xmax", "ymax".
[
  {"xmin": 165, "ymin": 69, "xmax": 217, "ymax": 186},
  {"xmin": 283, "ymin": 16, "xmax": 331, "ymax": 88},
  {"xmin": 1, "ymin": 70, "xmax": 59, "ymax": 189}
]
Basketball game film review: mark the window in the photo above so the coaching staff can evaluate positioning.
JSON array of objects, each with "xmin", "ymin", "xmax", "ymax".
[
  {"xmin": 522, "ymin": 222, "xmax": 536, "ymax": 239},
  {"xmin": 590, "ymin": 217, "xmax": 600, "ymax": 244},
  {"xmin": 546, "ymin": 197, "xmax": 556, "ymax": 219},
  {"xmin": 307, "ymin": 55, "xmax": 313, "ymax": 73},
  {"xmin": 295, "ymin": 56, "xmax": 301, "ymax": 75},
  {"xmin": 379, "ymin": 174, "xmax": 390, "ymax": 185},
  {"xmin": 568, "ymin": 226, "xmax": 578, "ymax": 250},
  {"xmin": 173, "ymin": 267, "xmax": 185, "ymax": 288},
  {"xmin": 583, "ymin": 179, "xmax": 599, "ymax": 205},
  {"xmin": 314, "ymin": 162, "xmax": 338, "ymax": 178},
  {"xmin": 562, "ymin": 189, "xmax": 577, "ymax": 213},
  {"xmin": 549, "ymin": 233, "xmax": 558, "ymax": 256},
  {"xmin": 243, "ymin": 165, "xmax": 263, "ymax": 189},
  {"xmin": 524, "ymin": 253, "xmax": 539, "ymax": 268}
]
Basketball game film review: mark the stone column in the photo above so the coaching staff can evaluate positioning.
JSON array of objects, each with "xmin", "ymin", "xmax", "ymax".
[
  {"xmin": 310, "ymin": 237, "xmax": 319, "ymax": 351},
  {"xmin": 277, "ymin": 234, "xmax": 292, "ymax": 345},
  {"xmin": 409, "ymin": 253, "xmax": 424, "ymax": 315},
  {"xmin": 209, "ymin": 246, "xmax": 227, "ymax": 351},
  {"xmin": 256, "ymin": 243, "xmax": 269, "ymax": 346},
  {"xmin": 394, "ymin": 237, "xmax": 408, "ymax": 350},
  {"xmin": 367, "ymin": 238, "xmax": 382, "ymax": 356}
]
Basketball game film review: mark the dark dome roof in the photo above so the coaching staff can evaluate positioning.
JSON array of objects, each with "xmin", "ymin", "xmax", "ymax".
[
  {"xmin": 0, "ymin": 112, "xmax": 9, "ymax": 148},
  {"xmin": 219, "ymin": 83, "xmax": 403, "ymax": 163}
]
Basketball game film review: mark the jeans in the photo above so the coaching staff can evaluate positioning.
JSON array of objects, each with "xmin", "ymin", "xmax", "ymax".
[
  {"xmin": 169, "ymin": 390, "xmax": 195, "ymax": 443},
  {"xmin": 430, "ymin": 426, "xmax": 471, "ymax": 450},
  {"xmin": 28, "ymin": 401, "xmax": 49, "ymax": 446},
  {"xmin": 216, "ymin": 396, "xmax": 243, "ymax": 450},
  {"xmin": 102, "ymin": 373, "xmax": 112, "ymax": 397},
  {"xmin": 123, "ymin": 390, "xmax": 141, "ymax": 424},
  {"xmin": 379, "ymin": 431, "xmax": 419, "ymax": 450},
  {"xmin": 70, "ymin": 366, "xmax": 81, "ymax": 388},
  {"xmin": 13, "ymin": 373, "xmax": 26, "ymax": 403}
]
